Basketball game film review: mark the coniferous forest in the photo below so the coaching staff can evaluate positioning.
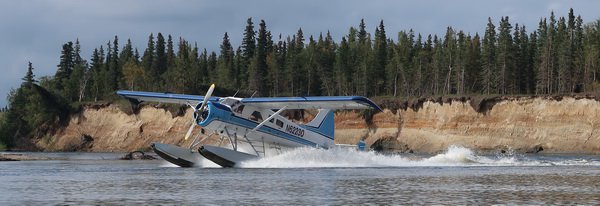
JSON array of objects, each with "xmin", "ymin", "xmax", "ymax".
[{"xmin": 2, "ymin": 9, "xmax": 600, "ymax": 149}]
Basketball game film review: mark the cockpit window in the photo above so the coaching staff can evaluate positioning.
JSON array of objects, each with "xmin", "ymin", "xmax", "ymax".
[{"xmin": 250, "ymin": 111, "xmax": 263, "ymax": 122}]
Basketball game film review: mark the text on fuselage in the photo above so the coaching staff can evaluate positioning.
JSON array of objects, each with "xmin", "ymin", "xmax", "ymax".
[{"xmin": 285, "ymin": 125, "xmax": 305, "ymax": 137}]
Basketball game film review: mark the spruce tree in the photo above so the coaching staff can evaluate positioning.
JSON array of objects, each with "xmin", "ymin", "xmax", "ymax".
[
  {"xmin": 355, "ymin": 19, "xmax": 371, "ymax": 96},
  {"xmin": 240, "ymin": 18, "xmax": 256, "ymax": 87},
  {"xmin": 154, "ymin": 33, "xmax": 167, "ymax": 89},
  {"xmin": 267, "ymin": 37, "xmax": 280, "ymax": 96},
  {"xmin": 141, "ymin": 33, "xmax": 155, "ymax": 89},
  {"xmin": 120, "ymin": 39, "xmax": 135, "ymax": 65},
  {"xmin": 412, "ymin": 34, "xmax": 425, "ymax": 95},
  {"xmin": 442, "ymin": 27, "xmax": 456, "ymax": 95},
  {"xmin": 70, "ymin": 39, "xmax": 89, "ymax": 101},
  {"xmin": 535, "ymin": 18, "xmax": 548, "ymax": 94},
  {"xmin": 455, "ymin": 30, "xmax": 468, "ymax": 95},
  {"xmin": 556, "ymin": 17, "xmax": 571, "ymax": 93},
  {"xmin": 55, "ymin": 41, "xmax": 74, "ymax": 95},
  {"xmin": 22, "ymin": 62, "xmax": 37, "ymax": 87},
  {"xmin": 233, "ymin": 47, "xmax": 243, "ymax": 90},
  {"xmin": 217, "ymin": 32, "xmax": 234, "ymax": 89},
  {"xmin": 199, "ymin": 49, "xmax": 209, "ymax": 85},
  {"xmin": 496, "ymin": 16, "xmax": 515, "ymax": 94},
  {"xmin": 573, "ymin": 15, "xmax": 585, "ymax": 92},
  {"xmin": 248, "ymin": 20, "xmax": 269, "ymax": 96},
  {"xmin": 167, "ymin": 35, "xmax": 176, "ymax": 70},
  {"xmin": 335, "ymin": 37, "xmax": 351, "ymax": 95},
  {"xmin": 318, "ymin": 31, "xmax": 336, "ymax": 95},
  {"xmin": 269, "ymin": 35, "xmax": 287, "ymax": 96},
  {"xmin": 242, "ymin": 18, "xmax": 256, "ymax": 61},
  {"xmin": 89, "ymin": 47, "xmax": 105, "ymax": 101},
  {"xmin": 536, "ymin": 13, "xmax": 558, "ymax": 94},
  {"xmin": 373, "ymin": 20, "xmax": 388, "ymax": 95},
  {"xmin": 431, "ymin": 35, "xmax": 445, "ymax": 95},
  {"xmin": 524, "ymin": 27, "xmax": 537, "ymax": 94},
  {"xmin": 304, "ymin": 36, "xmax": 320, "ymax": 96},
  {"xmin": 514, "ymin": 24, "xmax": 528, "ymax": 94},
  {"xmin": 207, "ymin": 51, "xmax": 217, "ymax": 83},
  {"xmin": 291, "ymin": 28, "xmax": 307, "ymax": 96},
  {"xmin": 481, "ymin": 17, "xmax": 497, "ymax": 94},
  {"xmin": 583, "ymin": 20, "xmax": 600, "ymax": 91},
  {"xmin": 284, "ymin": 36, "xmax": 297, "ymax": 95},
  {"xmin": 106, "ymin": 36, "xmax": 120, "ymax": 92},
  {"xmin": 466, "ymin": 33, "xmax": 482, "ymax": 93}
]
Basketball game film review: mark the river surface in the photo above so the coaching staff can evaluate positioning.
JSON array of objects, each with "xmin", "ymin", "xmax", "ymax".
[{"xmin": 1, "ymin": 146, "xmax": 600, "ymax": 205}]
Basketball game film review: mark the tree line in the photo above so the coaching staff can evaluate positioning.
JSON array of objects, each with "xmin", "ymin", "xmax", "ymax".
[
  {"xmin": 34, "ymin": 9, "xmax": 600, "ymax": 100},
  {"xmin": 2, "ymin": 8, "xmax": 600, "ymax": 149}
]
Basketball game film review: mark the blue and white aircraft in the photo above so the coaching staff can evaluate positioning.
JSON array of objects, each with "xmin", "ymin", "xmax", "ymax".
[{"xmin": 117, "ymin": 84, "xmax": 381, "ymax": 167}]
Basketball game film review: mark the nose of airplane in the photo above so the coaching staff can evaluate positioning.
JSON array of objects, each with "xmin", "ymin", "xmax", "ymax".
[{"xmin": 201, "ymin": 109, "xmax": 209, "ymax": 119}]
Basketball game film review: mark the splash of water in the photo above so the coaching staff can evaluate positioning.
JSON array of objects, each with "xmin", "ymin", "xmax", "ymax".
[{"xmin": 235, "ymin": 145, "xmax": 600, "ymax": 168}]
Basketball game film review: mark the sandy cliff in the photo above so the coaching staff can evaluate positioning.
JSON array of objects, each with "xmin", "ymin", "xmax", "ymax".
[
  {"xmin": 394, "ymin": 97, "xmax": 600, "ymax": 153},
  {"xmin": 38, "ymin": 97, "xmax": 600, "ymax": 154}
]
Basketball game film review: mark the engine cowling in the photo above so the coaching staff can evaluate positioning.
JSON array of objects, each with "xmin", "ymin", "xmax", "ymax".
[{"xmin": 193, "ymin": 102, "xmax": 210, "ymax": 124}]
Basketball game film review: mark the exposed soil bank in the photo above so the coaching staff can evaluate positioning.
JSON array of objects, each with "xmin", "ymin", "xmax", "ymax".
[
  {"xmin": 370, "ymin": 96, "xmax": 600, "ymax": 154},
  {"xmin": 33, "ymin": 96, "xmax": 600, "ymax": 154}
]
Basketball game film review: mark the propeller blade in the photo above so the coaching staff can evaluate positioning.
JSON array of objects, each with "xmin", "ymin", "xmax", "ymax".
[
  {"xmin": 199, "ymin": 84, "xmax": 215, "ymax": 111},
  {"xmin": 184, "ymin": 122, "xmax": 195, "ymax": 140},
  {"xmin": 185, "ymin": 84, "xmax": 215, "ymax": 141}
]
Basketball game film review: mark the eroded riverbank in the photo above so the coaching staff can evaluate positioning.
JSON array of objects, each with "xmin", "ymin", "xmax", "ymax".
[{"xmin": 23, "ymin": 96, "xmax": 600, "ymax": 154}]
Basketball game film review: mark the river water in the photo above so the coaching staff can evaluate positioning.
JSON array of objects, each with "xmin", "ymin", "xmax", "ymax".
[{"xmin": 1, "ymin": 146, "xmax": 600, "ymax": 205}]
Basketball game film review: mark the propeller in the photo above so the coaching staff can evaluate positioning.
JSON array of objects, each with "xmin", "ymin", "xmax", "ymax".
[{"xmin": 185, "ymin": 84, "xmax": 215, "ymax": 140}]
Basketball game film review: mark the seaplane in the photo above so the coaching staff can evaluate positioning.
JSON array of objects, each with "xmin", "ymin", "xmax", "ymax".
[{"xmin": 117, "ymin": 84, "xmax": 381, "ymax": 168}]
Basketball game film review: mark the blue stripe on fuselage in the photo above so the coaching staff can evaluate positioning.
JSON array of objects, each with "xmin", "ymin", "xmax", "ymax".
[{"xmin": 199, "ymin": 102, "xmax": 319, "ymax": 147}]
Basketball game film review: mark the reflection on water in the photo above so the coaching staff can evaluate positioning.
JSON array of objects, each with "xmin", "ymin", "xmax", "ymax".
[{"xmin": 1, "ymin": 150, "xmax": 600, "ymax": 205}]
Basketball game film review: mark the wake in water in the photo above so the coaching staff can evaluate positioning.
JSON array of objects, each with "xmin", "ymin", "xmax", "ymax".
[{"xmin": 235, "ymin": 145, "xmax": 600, "ymax": 168}]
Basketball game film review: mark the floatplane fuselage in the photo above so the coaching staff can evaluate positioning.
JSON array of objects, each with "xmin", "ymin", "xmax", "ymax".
[{"xmin": 117, "ymin": 85, "xmax": 380, "ymax": 167}]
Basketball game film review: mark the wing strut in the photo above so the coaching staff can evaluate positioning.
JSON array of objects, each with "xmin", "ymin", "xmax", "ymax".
[{"xmin": 251, "ymin": 106, "xmax": 288, "ymax": 132}]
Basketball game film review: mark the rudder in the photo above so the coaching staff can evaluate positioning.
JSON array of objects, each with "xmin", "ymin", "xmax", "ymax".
[{"xmin": 304, "ymin": 109, "xmax": 335, "ymax": 139}]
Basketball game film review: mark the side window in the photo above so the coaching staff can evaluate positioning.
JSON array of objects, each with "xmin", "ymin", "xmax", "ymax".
[
  {"xmin": 250, "ymin": 111, "xmax": 263, "ymax": 122},
  {"xmin": 235, "ymin": 105, "xmax": 245, "ymax": 113},
  {"xmin": 276, "ymin": 119, "xmax": 284, "ymax": 128}
]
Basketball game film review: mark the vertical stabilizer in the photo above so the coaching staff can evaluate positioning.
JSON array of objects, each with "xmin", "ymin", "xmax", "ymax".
[{"xmin": 303, "ymin": 109, "xmax": 335, "ymax": 139}]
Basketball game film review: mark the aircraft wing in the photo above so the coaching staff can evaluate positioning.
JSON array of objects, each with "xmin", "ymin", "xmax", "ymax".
[
  {"xmin": 240, "ymin": 96, "xmax": 382, "ymax": 111},
  {"xmin": 116, "ymin": 90, "xmax": 219, "ymax": 105}
]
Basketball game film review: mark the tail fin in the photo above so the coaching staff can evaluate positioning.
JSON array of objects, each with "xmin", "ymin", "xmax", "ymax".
[{"xmin": 304, "ymin": 109, "xmax": 334, "ymax": 139}]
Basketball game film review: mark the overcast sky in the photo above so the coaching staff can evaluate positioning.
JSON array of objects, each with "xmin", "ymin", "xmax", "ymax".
[{"xmin": 1, "ymin": 0, "xmax": 599, "ymax": 107}]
